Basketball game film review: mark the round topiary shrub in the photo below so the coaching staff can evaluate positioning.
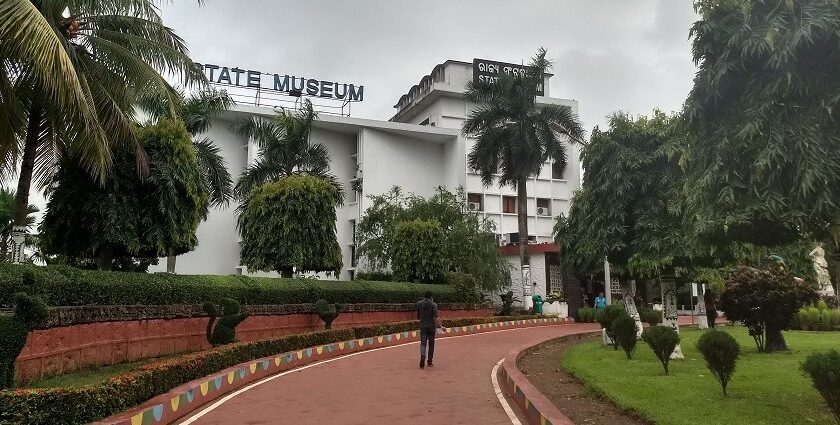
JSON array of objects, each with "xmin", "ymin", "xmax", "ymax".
[
  {"xmin": 599, "ymin": 305, "xmax": 627, "ymax": 349},
  {"xmin": 641, "ymin": 325, "xmax": 680, "ymax": 375},
  {"xmin": 613, "ymin": 315, "xmax": 639, "ymax": 359},
  {"xmin": 801, "ymin": 349, "xmax": 840, "ymax": 422},
  {"xmin": 696, "ymin": 329, "xmax": 740, "ymax": 396}
]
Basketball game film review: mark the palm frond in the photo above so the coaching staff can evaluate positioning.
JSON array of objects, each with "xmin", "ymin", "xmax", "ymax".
[{"xmin": 193, "ymin": 137, "xmax": 232, "ymax": 208}]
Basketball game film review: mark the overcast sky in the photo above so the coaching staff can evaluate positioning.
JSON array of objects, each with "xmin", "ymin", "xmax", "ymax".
[{"xmin": 159, "ymin": 0, "xmax": 700, "ymax": 132}]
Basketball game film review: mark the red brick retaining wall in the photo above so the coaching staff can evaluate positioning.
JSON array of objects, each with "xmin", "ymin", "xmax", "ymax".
[{"xmin": 16, "ymin": 306, "xmax": 494, "ymax": 382}]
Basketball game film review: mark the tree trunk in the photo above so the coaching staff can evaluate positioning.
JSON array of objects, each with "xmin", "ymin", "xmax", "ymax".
[
  {"xmin": 621, "ymin": 279, "xmax": 643, "ymax": 338},
  {"xmin": 11, "ymin": 105, "xmax": 42, "ymax": 264},
  {"xmin": 764, "ymin": 324, "xmax": 788, "ymax": 352},
  {"xmin": 98, "ymin": 246, "xmax": 113, "ymax": 270},
  {"xmin": 516, "ymin": 176, "xmax": 530, "ymax": 306},
  {"xmin": 660, "ymin": 276, "xmax": 684, "ymax": 359},
  {"xmin": 167, "ymin": 255, "xmax": 177, "ymax": 273}
]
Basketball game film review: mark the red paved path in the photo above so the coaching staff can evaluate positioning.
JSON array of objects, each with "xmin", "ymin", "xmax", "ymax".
[
  {"xmin": 179, "ymin": 323, "xmax": 600, "ymax": 425},
  {"xmin": 180, "ymin": 316, "xmax": 707, "ymax": 425}
]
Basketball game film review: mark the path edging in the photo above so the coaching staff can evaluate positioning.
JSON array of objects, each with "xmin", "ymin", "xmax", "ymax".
[
  {"xmin": 95, "ymin": 317, "xmax": 572, "ymax": 425},
  {"xmin": 497, "ymin": 331, "xmax": 599, "ymax": 425}
]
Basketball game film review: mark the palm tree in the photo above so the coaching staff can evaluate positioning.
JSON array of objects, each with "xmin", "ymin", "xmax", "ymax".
[
  {"xmin": 138, "ymin": 88, "xmax": 234, "ymax": 272},
  {"xmin": 232, "ymin": 98, "xmax": 344, "ymax": 203},
  {"xmin": 462, "ymin": 47, "xmax": 584, "ymax": 298},
  {"xmin": 0, "ymin": 0, "xmax": 204, "ymax": 263}
]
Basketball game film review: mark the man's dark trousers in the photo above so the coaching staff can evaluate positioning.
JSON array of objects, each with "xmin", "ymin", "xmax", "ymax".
[{"xmin": 420, "ymin": 327, "xmax": 436, "ymax": 361}]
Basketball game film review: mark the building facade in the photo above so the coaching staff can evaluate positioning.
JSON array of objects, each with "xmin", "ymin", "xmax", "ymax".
[{"xmin": 153, "ymin": 59, "xmax": 582, "ymax": 302}]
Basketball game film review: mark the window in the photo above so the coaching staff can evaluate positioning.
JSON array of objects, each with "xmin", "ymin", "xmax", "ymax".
[
  {"xmin": 349, "ymin": 270, "xmax": 355, "ymax": 280},
  {"xmin": 350, "ymin": 245, "xmax": 357, "ymax": 268},
  {"xmin": 552, "ymin": 161, "xmax": 564, "ymax": 179},
  {"xmin": 536, "ymin": 198, "xmax": 551, "ymax": 216},
  {"xmin": 467, "ymin": 193, "xmax": 483, "ymax": 212},
  {"xmin": 419, "ymin": 118, "xmax": 430, "ymax": 126},
  {"xmin": 350, "ymin": 220, "xmax": 357, "ymax": 243},
  {"xmin": 502, "ymin": 196, "xmax": 517, "ymax": 214}
]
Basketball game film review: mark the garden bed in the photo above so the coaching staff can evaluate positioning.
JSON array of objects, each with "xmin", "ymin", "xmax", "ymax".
[
  {"xmin": 558, "ymin": 327, "xmax": 836, "ymax": 425},
  {"xmin": 517, "ymin": 336, "xmax": 650, "ymax": 425}
]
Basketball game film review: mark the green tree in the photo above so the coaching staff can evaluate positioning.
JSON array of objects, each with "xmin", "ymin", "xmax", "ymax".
[
  {"xmin": 139, "ymin": 89, "xmax": 234, "ymax": 272},
  {"xmin": 462, "ymin": 47, "xmax": 584, "ymax": 293},
  {"xmin": 39, "ymin": 119, "xmax": 207, "ymax": 269},
  {"xmin": 238, "ymin": 175, "xmax": 342, "ymax": 277},
  {"xmin": 0, "ymin": 0, "xmax": 204, "ymax": 263},
  {"xmin": 232, "ymin": 98, "xmax": 342, "ymax": 201},
  {"xmin": 683, "ymin": 0, "xmax": 840, "ymax": 287},
  {"xmin": 356, "ymin": 186, "xmax": 511, "ymax": 291},
  {"xmin": 390, "ymin": 219, "xmax": 447, "ymax": 283},
  {"xmin": 554, "ymin": 111, "xmax": 691, "ymax": 355}
]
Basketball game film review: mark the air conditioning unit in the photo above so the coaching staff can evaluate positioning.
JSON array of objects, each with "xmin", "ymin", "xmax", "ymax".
[
  {"xmin": 468, "ymin": 202, "xmax": 481, "ymax": 211},
  {"xmin": 536, "ymin": 207, "xmax": 549, "ymax": 216}
]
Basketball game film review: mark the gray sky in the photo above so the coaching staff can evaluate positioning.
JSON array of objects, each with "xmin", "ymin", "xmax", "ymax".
[{"xmin": 159, "ymin": 0, "xmax": 700, "ymax": 132}]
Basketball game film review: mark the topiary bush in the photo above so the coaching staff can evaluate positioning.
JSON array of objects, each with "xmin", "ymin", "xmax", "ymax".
[
  {"xmin": 599, "ymin": 305, "xmax": 628, "ymax": 349},
  {"xmin": 801, "ymin": 349, "xmax": 840, "ymax": 423},
  {"xmin": 315, "ymin": 299, "xmax": 341, "ymax": 329},
  {"xmin": 696, "ymin": 329, "xmax": 740, "ymax": 397},
  {"xmin": 0, "ymin": 291, "xmax": 49, "ymax": 389},
  {"xmin": 641, "ymin": 325, "xmax": 680, "ymax": 375},
  {"xmin": 612, "ymin": 315, "xmax": 639, "ymax": 359},
  {"xmin": 577, "ymin": 307, "xmax": 595, "ymax": 323},
  {"xmin": 203, "ymin": 298, "xmax": 249, "ymax": 346},
  {"xmin": 389, "ymin": 219, "xmax": 447, "ymax": 283},
  {"xmin": 639, "ymin": 307, "xmax": 663, "ymax": 326}
]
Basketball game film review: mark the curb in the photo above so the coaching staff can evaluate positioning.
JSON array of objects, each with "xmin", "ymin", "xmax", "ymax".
[
  {"xmin": 95, "ymin": 317, "xmax": 573, "ymax": 425},
  {"xmin": 497, "ymin": 330, "xmax": 600, "ymax": 425}
]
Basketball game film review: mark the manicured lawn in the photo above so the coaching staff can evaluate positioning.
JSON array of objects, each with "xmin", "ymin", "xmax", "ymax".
[{"xmin": 563, "ymin": 326, "xmax": 837, "ymax": 425}]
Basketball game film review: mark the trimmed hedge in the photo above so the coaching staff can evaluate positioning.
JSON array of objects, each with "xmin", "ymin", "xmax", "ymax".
[
  {"xmin": 0, "ymin": 315, "xmax": 544, "ymax": 424},
  {"xmin": 0, "ymin": 264, "xmax": 459, "ymax": 308}
]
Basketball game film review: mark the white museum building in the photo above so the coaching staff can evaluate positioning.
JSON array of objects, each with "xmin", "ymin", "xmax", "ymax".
[{"xmin": 152, "ymin": 58, "xmax": 583, "ymax": 304}]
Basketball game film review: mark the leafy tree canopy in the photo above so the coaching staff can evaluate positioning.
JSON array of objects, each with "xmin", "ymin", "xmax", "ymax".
[
  {"xmin": 238, "ymin": 174, "xmax": 342, "ymax": 276},
  {"xmin": 390, "ymin": 219, "xmax": 447, "ymax": 284},
  {"xmin": 684, "ymin": 0, "xmax": 840, "ymax": 246},
  {"xmin": 39, "ymin": 119, "xmax": 207, "ymax": 268},
  {"xmin": 555, "ymin": 111, "xmax": 692, "ymax": 277},
  {"xmin": 356, "ymin": 186, "xmax": 511, "ymax": 291}
]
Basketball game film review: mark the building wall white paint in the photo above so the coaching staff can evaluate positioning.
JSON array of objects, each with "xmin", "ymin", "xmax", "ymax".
[{"xmin": 159, "ymin": 59, "xmax": 581, "ymax": 287}]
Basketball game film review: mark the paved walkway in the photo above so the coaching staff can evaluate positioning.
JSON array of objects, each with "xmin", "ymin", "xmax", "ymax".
[
  {"xmin": 178, "ymin": 316, "xmax": 710, "ymax": 425},
  {"xmin": 178, "ymin": 323, "xmax": 601, "ymax": 425}
]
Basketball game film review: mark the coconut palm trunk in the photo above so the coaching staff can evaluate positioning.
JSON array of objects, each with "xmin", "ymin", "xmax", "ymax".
[
  {"xmin": 11, "ymin": 105, "xmax": 42, "ymax": 264},
  {"xmin": 167, "ymin": 254, "xmax": 177, "ymax": 273},
  {"xmin": 517, "ymin": 176, "xmax": 530, "ymax": 299}
]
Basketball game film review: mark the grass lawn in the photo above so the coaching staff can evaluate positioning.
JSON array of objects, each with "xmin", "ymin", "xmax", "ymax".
[
  {"xmin": 563, "ymin": 326, "xmax": 838, "ymax": 425},
  {"xmin": 22, "ymin": 356, "xmax": 170, "ymax": 389}
]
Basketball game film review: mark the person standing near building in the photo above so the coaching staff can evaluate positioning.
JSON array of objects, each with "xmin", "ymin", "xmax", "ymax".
[
  {"xmin": 417, "ymin": 291, "xmax": 441, "ymax": 368},
  {"xmin": 595, "ymin": 292, "xmax": 607, "ymax": 310}
]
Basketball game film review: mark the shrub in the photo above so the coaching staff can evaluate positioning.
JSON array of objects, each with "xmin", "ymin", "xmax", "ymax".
[
  {"xmin": 355, "ymin": 271, "xmax": 394, "ymax": 282},
  {"xmin": 817, "ymin": 300, "xmax": 829, "ymax": 312},
  {"xmin": 612, "ymin": 315, "xmax": 639, "ymax": 359},
  {"xmin": 499, "ymin": 291, "xmax": 519, "ymax": 316},
  {"xmin": 203, "ymin": 298, "xmax": 248, "ymax": 345},
  {"xmin": 389, "ymin": 219, "xmax": 447, "ymax": 283},
  {"xmin": 546, "ymin": 292, "xmax": 565, "ymax": 303},
  {"xmin": 577, "ymin": 307, "xmax": 594, "ymax": 323},
  {"xmin": 0, "ymin": 264, "xmax": 460, "ymax": 307},
  {"xmin": 599, "ymin": 305, "xmax": 628, "ymax": 349},
  {"xmin": 639, "ymin": 307, "xmax": 663, "ymax": 326},
  {"xmin": 720, "ymin": 265, "xmax": 817, "ymax": 351},
  {"xmin": 696, "ymin": 330, "xmax": 740, "ymax": 397},
  {"xmin": 641, "ymin": 325, "xmax": 680, "ymax": 375},
  {"xmin": 801, "ymin": 350, "xmax": 840, "ymax": 423},
  {"xmin": 446, "ymin": 272, "xmax": 483, "ymax": 304},
  {"xmin": 830, "ymin": 310, "xmax": 840, "ymax": 329},
  {"xmin": 315, "ymin": 299, "xmax": 341, "ymax": 329},
  {"xmin": 0, "ymin": 292, "xmax": 48, "ymax": 389}
]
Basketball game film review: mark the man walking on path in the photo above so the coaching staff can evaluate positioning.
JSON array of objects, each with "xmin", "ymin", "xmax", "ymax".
[{"xmin": 417, "ymin": 291, "xmax": 441, "ymax": 369}]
